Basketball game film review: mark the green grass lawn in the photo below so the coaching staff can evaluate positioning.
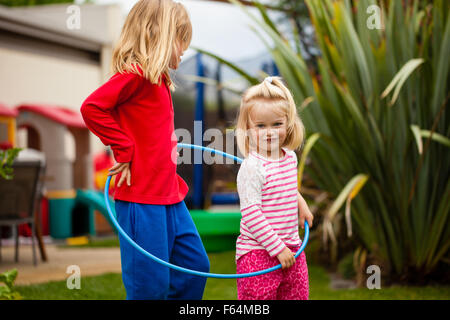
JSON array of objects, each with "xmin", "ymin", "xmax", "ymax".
[{"xmin": 15, "ymin": 250, "xmax": 450, "ymax": 300}]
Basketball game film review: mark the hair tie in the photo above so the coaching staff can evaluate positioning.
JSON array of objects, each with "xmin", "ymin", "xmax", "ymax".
[{"xmin": 264, "ymin": 76, "xmax": 273, "ymax": 84}]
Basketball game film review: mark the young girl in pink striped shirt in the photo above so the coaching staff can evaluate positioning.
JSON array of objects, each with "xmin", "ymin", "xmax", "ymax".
[{"xmin": 234, "ymin": 76, "xmax": 314, "ymax": 300}]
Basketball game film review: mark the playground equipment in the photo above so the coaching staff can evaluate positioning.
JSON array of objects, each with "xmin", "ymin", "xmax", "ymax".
[
  {"xmin": 103, "ymin": 143, "xmax": 309, "ymax": 278},
  {"xmin": 15, "ymin": 104, "xmax": 94, "ymax": 239},
  {"xmin": 0, "ymin": 103, "xmax": 18, "ymax": 149},
  {"xmin": 75, "ymin": 188, "xmax": 116, "ymax": 235},
  {"xmin": 0, "ymin": 103, "xmax": 97, "ymax": 240}
]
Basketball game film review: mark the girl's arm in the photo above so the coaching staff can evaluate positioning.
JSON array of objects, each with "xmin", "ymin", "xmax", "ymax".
[
  {"xmin": 237, "ymin": 161, "xmax": 288, "ymax": 258},
  {"xmin": 297, "ymin": 191, "xmax": 314, "ymax": 229},
  {"xmin": 80, "ymin": 72, "xmax": 141, "ymax": 163}
]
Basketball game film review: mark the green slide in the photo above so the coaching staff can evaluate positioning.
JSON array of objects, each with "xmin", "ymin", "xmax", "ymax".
[
  {"xmin": 75, "ymin": 189, "xmax": 117, "ymax": 234},
  {"xmin": 189, "ymin": 209, "xmax": 241, "ymax": 252}
]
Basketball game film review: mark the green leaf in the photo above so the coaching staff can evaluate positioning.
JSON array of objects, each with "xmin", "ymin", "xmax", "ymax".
[
  {"xmin": 228, "ymin": 0, "xmax": 309, "ymax": 74},
  {"xmin": 430, "ymin": 7, "xmax": 450, "ymax": 115},
  {"xmin": 411, "ymin": 124, "xmax": 450, "ymax": 153},
  {"xmin": 298, "ymin": 133, "xmax": 321, "ymax": 191},
  {"xmin": 0, "ymin": 148, "xmax": 22, "ymax": 180},
  {"xmin": 410, "ymin": 124, "xmax": 424, "ymax": 154},
  {"xmin": 253, "ymin": 1, "xmax": 281, "ymax": 38},
  {"xmin": 0, "ymin": 268, "xmax": 18, "ymax": 289},
  {"xmin": 420, "ymin": 130, "xmax": 450, "ymax": 147},
  {"xmin": 381, "ymin": 58, "xmax": 425, "ymax": 106},
  {"xmin": 326, "ymin": 174, "xmax": 370, "ymax": 222},
  {"xmin": 191, "ymin": 47, "xmax": 259, "ymax": 85},
  {"xmin": 178, "ymin": 74, "xmax": 243, "ymax": 95}
]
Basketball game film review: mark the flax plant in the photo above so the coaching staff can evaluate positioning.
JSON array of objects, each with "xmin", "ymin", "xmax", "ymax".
[{"xmin": 200, "ymin": 0, "xmax": 449, "ymax": 279}]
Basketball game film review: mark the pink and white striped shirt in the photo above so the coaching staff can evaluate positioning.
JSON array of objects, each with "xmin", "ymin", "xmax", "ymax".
[{"xmin": 236, "ymin": 147, "xmax": 301, "ymax": 261}]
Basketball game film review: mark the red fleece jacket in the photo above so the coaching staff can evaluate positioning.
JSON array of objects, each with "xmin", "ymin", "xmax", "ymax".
[{"xmin": 80, "ymin": 69, "xmax": 188, "ymax": 205}]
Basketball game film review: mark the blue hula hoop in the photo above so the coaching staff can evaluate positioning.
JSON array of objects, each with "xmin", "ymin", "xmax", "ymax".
[{"xmin": 104, "ymin": 143, "xmax": 309, "ymax": 279}]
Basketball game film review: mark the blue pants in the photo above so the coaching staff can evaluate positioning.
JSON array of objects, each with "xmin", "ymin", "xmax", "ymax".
[{"xmin": 115, "ymin": 200, "xmax": 210, "ymax": 300}]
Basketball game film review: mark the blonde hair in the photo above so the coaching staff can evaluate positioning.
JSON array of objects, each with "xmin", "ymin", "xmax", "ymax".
[
  {"xmin": 235, "ymin": 76, "xmax": 305, "ymax": 158},
  {"xmin": 111, "ymin": 0, "xmax": 192, "ymax": 90}
]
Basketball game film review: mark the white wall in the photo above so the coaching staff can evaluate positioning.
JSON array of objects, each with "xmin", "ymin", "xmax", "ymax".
[
  {"xmin": 0, "ymin": 3, "xmax": 123, "ymax": 158},
  {"xmin": 0, "ymin": 46, "xmax": 100, "ymax": 111},
  {"xmin": 0, "ymin": 45, "xmax": 108, "ymax": 155}
]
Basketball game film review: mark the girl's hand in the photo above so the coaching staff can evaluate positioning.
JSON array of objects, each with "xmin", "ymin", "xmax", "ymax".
[
  {"xmin": 299, "ymin": 207, "xmax": 314, "ymax": 229},
  {"xmin": 108, "ymin": 162, "xmax": 131, "ymax": 187},
  {"xmin": 277, "ymin": 247, "xmax": 296, "ymax": 269},
  {"xmin": 298, "ymin": 192, "xmax": 314, "ymax": 229}
]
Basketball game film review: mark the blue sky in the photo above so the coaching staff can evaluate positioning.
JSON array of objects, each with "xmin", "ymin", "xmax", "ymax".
[{"xmin": 90, "ymin": 0, "xmax": 281, "ymax": 61}]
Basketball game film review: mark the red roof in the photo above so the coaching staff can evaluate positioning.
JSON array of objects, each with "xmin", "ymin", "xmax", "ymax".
[
  {"xmin": 16, "ymin": 104, "xmax": 86, "ymax": 129},
  {"xmin": 0, "ymin": 103, "xmax": 18, "ymax": 117}
]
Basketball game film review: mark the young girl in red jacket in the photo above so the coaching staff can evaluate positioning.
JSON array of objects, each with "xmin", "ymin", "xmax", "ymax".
[{"xmin": 80, "ymin": 0, "xmax": 209, "ymax": 300}]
